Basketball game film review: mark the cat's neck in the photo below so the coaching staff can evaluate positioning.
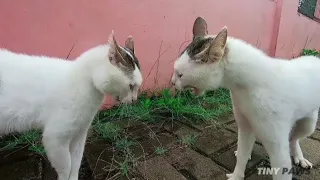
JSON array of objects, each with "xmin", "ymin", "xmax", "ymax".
[
  {"xmin": 73, "ymin": 45, "xmax": 110, "ymax": 72},
  {"xmin": 221, "ymin": 38, "xmax": 280, "ymax": 91},
  {"xmin": 70, "ymin": 45, "xmax": 115, "ymax": 95}
]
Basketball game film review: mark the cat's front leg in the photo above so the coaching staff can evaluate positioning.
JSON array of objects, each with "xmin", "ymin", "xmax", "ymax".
[
  {"xmin": 68, "ymin": 129, "xmax": 88, "ymax": 180},
  {"xmin": 43, "ymin": 131, "xmax": 72, "ymax": 180}
]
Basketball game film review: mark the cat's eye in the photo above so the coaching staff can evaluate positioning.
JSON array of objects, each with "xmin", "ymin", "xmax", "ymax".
[
  {"xmin": 178, "ymin": 74, "xmax": 183, "ymax": 78},
  {"xmin": 129, "ymin": 84, "xmax": 134, "ymax": 90}
]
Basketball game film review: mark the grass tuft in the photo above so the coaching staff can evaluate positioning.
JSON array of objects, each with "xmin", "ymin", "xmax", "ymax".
[
  {"xmin": 99, "ymin": 88, "xmax": 232, "ymax": 124},
  {"xmin": 301, "ymin": 49, "xmax": 320, "ymax": 56},
  {"xmin": 155, "ymin": 147, "xmax": 168, "ymax": 155},
  {"xmin": 0, "ymin": 130, "xmax": 44, "ymax": 154},
  {"xmin": 93, "ymin": 121, "xmax": 122, "ymax": 142},
  {"xmin": 180, "ymin": 134, "xmax": 198, "ymax": 147}
]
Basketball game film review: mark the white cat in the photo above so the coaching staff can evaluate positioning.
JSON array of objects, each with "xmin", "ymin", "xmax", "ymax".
[
  {"xmin": 171, "ymin": 17, "xmax": 318, "ymax": 180},
  {"xmin": 0, "ymin": 31, "xmax": 142, "ymax": 180}
]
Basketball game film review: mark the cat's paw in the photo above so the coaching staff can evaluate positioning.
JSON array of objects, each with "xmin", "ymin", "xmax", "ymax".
[
  {"xmin": 293, "ymin": 156, "xmax": 313, "ymax": 169},
  {"xmin": 226, "ymin": 173, "xmax": 244, "ymax": 180}
]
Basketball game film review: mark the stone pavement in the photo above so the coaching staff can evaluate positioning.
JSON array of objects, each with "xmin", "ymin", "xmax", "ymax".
[
  {"xmin": 1, "ymin": 117, "xmax": 320, "ymax": 180},
  {"xmin": 131, "ymin": 118, "xmax": 320, "ymax": 180}
]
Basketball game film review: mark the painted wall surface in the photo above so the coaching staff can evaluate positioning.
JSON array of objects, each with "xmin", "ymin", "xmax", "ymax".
[
  {"xmin": 0, "ymin": 0, "xmax": 275, "ymax": 85},
  {"xmin": 0, "ymin": 0, "xmax": 319, "ymax": 106},
  {"xmin": 275, "ymin": 0, "xmax": 320, "ymax": 58}
]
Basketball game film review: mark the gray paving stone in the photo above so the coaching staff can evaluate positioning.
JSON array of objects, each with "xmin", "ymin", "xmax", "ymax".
[
  {"xmin": 191, "ymin": 121, "xmax": 221, "ymax": 132},
  {"xmin": 195, "ymin": 128, "xmax": 237, "ymax": 155},
  {"xmin": 136, "ymin": 156, "xmax": 187, "ymax": 180},
  {"xmin": 226, "ymin": 122, "xmax": 238, "ymax": 133},
  {"xmin": 131, "ymin": 132, "xmax": 175, "ymax": 157},
  {"xmin": 216, "ymin": 112, "xmax": 235, "ymax": 124},
  {"xmin": 246, "ymin": 161, "xmax": 273, "ymax": 180},
  {"xmin": 296, "ymin": 167, "xmax": 320, "ymax": 180},
  {"xmin": 174, "ymin": 125, "xmax": 200, "ymax": 138},
  {"xmin": 164, "ymin": 121, "xmax": 200, "ymax": 139},
  {"xmin": 213, "ymin": 143, "xmax": 267, "ymax": 175},
  {"xmin": 311, "ymin": 130, "xmax": 320, "ymax": 140},
  {"xmin": 246, "ymin": 172, "xmax": 273, "ymax": 180},
  {"xmin": 300, "ymin": 138, "xmax": 320, "ymax": 166},
  {"xmin": 165, "ymin": 147, "xmax": 226, "ymax": 180},
  {"xmin": 188, "ymin": 113, "xmax": 234, "ymax": 131},
  {"xmin": 127, "ymin": 123, "xmax": 162, "ymax": 140},
  {"xmin": 247, "ymin": 156, "xmax": 319, "ymax": 180}
]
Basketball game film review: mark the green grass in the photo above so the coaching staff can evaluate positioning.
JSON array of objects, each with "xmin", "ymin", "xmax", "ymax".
[
  {"xmin": 180, "ymin": 134, "xmax": 198, "ymax": 147},
  {"xmin": 118, "ymin": 160, "xmax": 131, "ymax": 177},
  {"xmin": 93, "ymin": 121, "xmax": 122, "ymax": 142},
  {"xmin": 99, "ymin": 88, "xmax": 232, "ymax": 124},
  {"xmin": 0, "ymin": 130, "xmax": 44, "ymax": 154},
  {"xmin": 155, "ymin": 147, "xmax": 168, "ymax": 155},
  {"xmin": 301, "ymin": 49, "xmax": 320, "ymax": 56},
  {"xmin": 0, "ymin": 88, "xmax": 232, "ymax": 155},
  {"xmin": 115, "ymin": 138, "xmax": 136, "ymax": 151}
]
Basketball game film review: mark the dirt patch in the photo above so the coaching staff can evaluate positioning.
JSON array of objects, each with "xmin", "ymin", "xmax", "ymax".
[
  {"xmin": 42, "ymin": 157, "xmax": 92, "ymax": 180},
  {"xmin": 0, "ymin": 147, "xmax": 33, "ymax": 165},
  {"xmin": 0, "ymin": 153, "xmax": 42, "ymax": 180}
]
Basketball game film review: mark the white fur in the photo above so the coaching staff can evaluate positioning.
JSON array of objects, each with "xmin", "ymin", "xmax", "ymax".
[
  {"xmin": 172, "ymin": 35, "xmax": 319, "ymax": 180},
  {"xmin": 0, "ymin": 40, "xmax": 142, "ymax": 180}
]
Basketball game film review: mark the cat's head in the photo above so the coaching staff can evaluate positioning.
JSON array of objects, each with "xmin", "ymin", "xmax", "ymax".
[
  {"xmin": 171, "ymin": 17, "xmax": 228, "ymax": 95},
  {"xmin": 91, "ymin": 31, "xmax": 142, "ymax": 104}
]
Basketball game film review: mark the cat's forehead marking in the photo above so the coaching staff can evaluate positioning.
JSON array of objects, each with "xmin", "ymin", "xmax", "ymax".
[{"xmin": 181, "ymin": 37, "xmax": 214, "ymax": 59}]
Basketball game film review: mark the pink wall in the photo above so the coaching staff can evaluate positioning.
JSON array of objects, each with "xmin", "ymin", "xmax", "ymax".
[
  {"xmin": 275, "ymin": 0, "xmax": 320, "ymax": 58},
  {"xmin": 0, "ymin": 0, "xmax": 319, "ymax": 106}
]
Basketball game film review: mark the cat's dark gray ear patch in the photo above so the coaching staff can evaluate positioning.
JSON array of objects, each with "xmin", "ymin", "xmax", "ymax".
[
  {"xmin": 108, "ymin": 31, "xmax": 134, "ymax": 69},
  {"xmin": 125, "ymin": 35, "xmax": 134, "ymax": 53},
  {"xmin": 193, "ymin": 17, "xmax": 208, "ymax": 40}
]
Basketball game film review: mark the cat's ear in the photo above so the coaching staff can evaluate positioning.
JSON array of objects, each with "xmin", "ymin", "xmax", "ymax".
[
  {"xmin": 207, "ymin": 26, "xmax": 228, "ymax": 62},
  {"xmin": 125, "ymin": 35, "xmax": 134, "ymax": 53},
  {"xmin": 108, "ymin": 30, "xmax": 128, "ymax": 66},
  {"xmin": 192, "ymin": 17, "xmax": 208, "ymax": 40},
  {"xmin": 193, "ymin": 26, "xmax": 228, "ymax": 64}
]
